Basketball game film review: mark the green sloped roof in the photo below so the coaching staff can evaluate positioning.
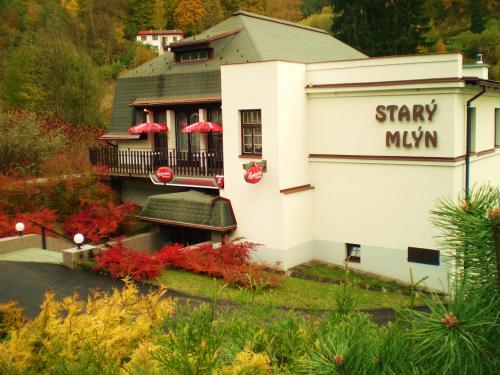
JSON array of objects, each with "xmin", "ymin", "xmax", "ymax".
[
  {"xmin": 138, "ymin": 191, "xmax": 236, "ymax": 231},
  {"xmin": 109, "ymin": 11, "xmax": 367, "ymax": 134}
]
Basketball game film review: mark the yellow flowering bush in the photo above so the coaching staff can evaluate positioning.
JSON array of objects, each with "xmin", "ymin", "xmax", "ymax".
[
  {"xmin": 0, "ymin": 280, "xmax": 173, "ymax": 374},
  {"xmin": 219, "ymin": 348, "xmax": 271, "ymax": 375},
  {"xmin": 0, "ymin": 301, "xmax": 26, "ymax": 340}
]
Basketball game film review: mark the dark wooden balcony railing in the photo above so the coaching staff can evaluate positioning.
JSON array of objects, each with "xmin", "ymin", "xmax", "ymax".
[{"xmin": 89, "ymin": 147, "xmax": 223, "ymax": 177}]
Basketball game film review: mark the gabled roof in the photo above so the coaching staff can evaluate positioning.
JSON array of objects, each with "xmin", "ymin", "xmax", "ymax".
[
  {"xmin": 137, "ymin": 30, "xmax": 184, "ymax": 36},
  {"xmin": 138, "ymin": 191, "xmax": 237, "ymax": 232},
  {"xmin": 109, "ymin": 11, "xmax": 366, "ymax": 134}
]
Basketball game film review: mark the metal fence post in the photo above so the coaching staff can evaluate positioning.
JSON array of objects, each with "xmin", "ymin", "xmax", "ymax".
[{"xmin": 41, "ymin": 227, "xmax": 47, "ymax": 250}]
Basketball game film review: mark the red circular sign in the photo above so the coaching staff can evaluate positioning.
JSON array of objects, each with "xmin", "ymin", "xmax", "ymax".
[
  {"xmin": 155, "ymin": 167, "xmax": 174, "ymax": 183},
  {"xmin": 244, "ymin": 165, "xmax": 263, "ymax": 184}
]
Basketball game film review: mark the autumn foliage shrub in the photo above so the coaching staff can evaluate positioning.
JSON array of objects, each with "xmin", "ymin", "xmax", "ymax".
[
  {"xmin": 154, "ymin": 243, "xmax": 187, "ymax": 268},
  {"xmin": 64, "ymin": 201, "xmax": 138, "ymax": 243},
  {"xmin": 93, "ymin": 243, "xmax": 163, "ymax": 281},
  {"xmin": 95, "ymin": 241, "xmax": 285, "ymax": 288},
  {"xmin": 0, "ymin": 208, "xmax": 57, "ymax": 238},
  {"xmin": 162, "ymin": 241, "xmax": 284, "ymax": 289}
]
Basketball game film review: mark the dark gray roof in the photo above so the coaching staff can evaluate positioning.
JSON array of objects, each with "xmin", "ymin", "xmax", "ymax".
[
  {"xmin": 138, "ymin": 191, "xmax": 236, "ymax": 232},
  {"xmin": 109, "ymin": 11, "xmax": 367, "ymax": 134}
]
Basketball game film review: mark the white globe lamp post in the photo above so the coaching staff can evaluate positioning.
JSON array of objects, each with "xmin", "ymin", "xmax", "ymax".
[
  {"xmin": 15, "ymin": 222, "xmax": 25, "ymax": 237},
  {"xmin": 73, "ymin": 233, "xmax": 85, "ymax": 249}
]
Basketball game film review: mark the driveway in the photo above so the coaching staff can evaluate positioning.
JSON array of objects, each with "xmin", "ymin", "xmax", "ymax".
[
  {"xmin": 0, "ymin": 261, "xmax": 421, "ymax": 324},
  {"xmin": 0, "ymin": 261, "xmax": 161, "ymax": 318}
]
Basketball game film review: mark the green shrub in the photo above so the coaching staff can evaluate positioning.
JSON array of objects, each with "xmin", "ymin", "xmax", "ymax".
[{"xmin": 0, "ymin": 111, "xmax": 64, "ymax": 175}]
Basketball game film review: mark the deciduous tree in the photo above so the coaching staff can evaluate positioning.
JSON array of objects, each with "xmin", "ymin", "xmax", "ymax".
[
  {"xmin": 263, "ymin": 0, "xmax": 303, "ymax": 21},
  {"xmin": 174, "ymin": 0, "xmax": 205, "ymax": 35},
  {"xmin": 300, "ymin": 6, "xmax": 333, "ymax": 32},
  {"xmin": 203, "ymin": 0, "xmax": 224, "ymax": 28},
  {"xmin": 301, "ymin": 0, "xmax": 330, "ymax": 17}
]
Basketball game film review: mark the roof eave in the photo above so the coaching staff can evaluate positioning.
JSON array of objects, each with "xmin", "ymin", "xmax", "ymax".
[
  {"xmin": 135, "ymin": 215, "xmax": 237, "ymax": 233},
  {"xmin": 463, "ymin": 77, "xmax": 500, "ymax": 89}
]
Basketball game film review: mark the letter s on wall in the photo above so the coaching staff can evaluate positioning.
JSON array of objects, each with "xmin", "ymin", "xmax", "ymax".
[{"xmin": 375, "ymin": 105, "xmax": 386, "ymax": 122}]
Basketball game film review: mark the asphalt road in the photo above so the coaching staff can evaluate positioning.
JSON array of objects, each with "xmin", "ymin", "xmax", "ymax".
[
  {"xmin": 0, "ymin": 261, "xmax": 418, "ymax": 323},
  {"xmin": 0, "ymin": 261, "xmax": 162, "ymax": 318}
]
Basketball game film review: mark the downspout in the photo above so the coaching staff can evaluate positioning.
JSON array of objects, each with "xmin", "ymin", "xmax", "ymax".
[{"xmin": 465, "ymin": 85, "xmax": 486, "ymax": 201}]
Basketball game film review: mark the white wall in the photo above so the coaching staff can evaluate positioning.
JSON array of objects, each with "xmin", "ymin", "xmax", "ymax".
[
  {"xmin": 216, "ymin": 56, "xmax": 499, "ymax": 291},
  {"xmin": 221, "ymin": 61, "xmax": 315, "ymax": 255},
  {"xmin": 221, "ymin": 61, "xmax": 285, "ymax": 250},
  {"xmin": 136, "ymin": 33, "xmax": 183, "ymax": 54},
  {"xmin": 306, "ymin": 53, "xmax": 463, "ymax": 86},
  {"xmin": 307, "ymin": 92, "xmax": 458, "ymax": 157},
  {"xmin": 310, "ymin": 161, "xmax": 454, "ymax": 250}
]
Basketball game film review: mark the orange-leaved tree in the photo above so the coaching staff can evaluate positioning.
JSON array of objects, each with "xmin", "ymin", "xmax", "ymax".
[{"xmin": 174, "ymin": 0, "xmax": 205, "ymax": 35}]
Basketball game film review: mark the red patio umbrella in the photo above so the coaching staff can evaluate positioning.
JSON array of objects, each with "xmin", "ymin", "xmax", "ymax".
[
  {"xmin": 181, "ymin": 121, "xmax": 222, "ymax": 133},
  {"xmin": 128, "ymin": 122, "xmax": 168, "ymax": 134}
]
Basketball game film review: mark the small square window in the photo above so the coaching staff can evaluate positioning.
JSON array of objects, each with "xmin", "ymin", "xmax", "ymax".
[
  {"xmin": 173, "ymin": 36, "xmax": 178, "ymax": 42},
  {"xmin": 141, "ymin": 35, "xmax": 146, "ymax": 41},
  {"xmin": 408, "ymin": 247, "xmax": 440, "ymax": 266},
  {"xmin": 346, "ymin": 243, "xmax": 361, "ymax": 263},
  {"xmin": 152, "ymin": 35, "xmax": 158, "ymax": 40}
]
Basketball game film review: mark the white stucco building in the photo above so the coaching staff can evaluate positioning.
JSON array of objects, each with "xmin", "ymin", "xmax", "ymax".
[
  {"xmin": 136, "ymin": 30, "xmax": 184, "ymax": 54},
  {"xmin": 95, "ymin": 12, "xmax": 500, "ymax": 291}
]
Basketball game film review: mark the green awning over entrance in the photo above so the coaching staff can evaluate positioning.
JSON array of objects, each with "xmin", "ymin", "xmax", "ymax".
[{"xmin": 137, "ymin": 191, "xmax": 237, "ymax": 232}]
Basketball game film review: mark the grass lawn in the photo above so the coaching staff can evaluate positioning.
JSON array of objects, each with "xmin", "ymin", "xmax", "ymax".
[
  {"xmin": 156, "ymin": 269, "xmax": 412, "ymax": 310},
  {"xmin": 300, "ymin": 262, "xmax": 408, "ymax": 292}
]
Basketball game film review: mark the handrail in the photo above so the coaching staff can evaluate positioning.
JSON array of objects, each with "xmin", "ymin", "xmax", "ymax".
[
  {"xmin": 28, "ymin": 220, "xmax": 113, "ymax": 250},
  {"xmin": 89, "ymin": 146, "xmax": 224, "ymax": 177}
]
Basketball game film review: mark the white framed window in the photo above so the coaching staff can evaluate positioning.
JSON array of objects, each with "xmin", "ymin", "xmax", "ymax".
[
  {"xmin": 241, "ymin": 110, "xmax": 262, "ymax": 155},
  {"xmin": 141, "ymin": 35, "xmax": 146, "ymax": 41},
  {"xmin": 152, "ymin": 35, "xmax": 158, "ymax": 40}
]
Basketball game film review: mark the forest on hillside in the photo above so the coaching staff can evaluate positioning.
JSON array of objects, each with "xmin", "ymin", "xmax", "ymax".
[{"xmin": 0, "ymin": 0, "xmax": 498, "ymax": 128}]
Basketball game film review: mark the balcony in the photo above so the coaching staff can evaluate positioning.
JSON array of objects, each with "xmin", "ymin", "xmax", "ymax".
[{"xmin": 89, "ymin": 147, "xmax": 223, "ymax": 177}]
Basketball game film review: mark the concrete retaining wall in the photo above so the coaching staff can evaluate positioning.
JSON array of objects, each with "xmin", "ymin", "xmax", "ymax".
[
  {"xmin": 105, "ymin": 231, "xmax": 163, "ymax": 253},
  {"xmin": 1, "ymin": 231, "xmax": 163, "ymax": 269},
  {"xmin": 0, "ymin": 234, "xmax": 73, "ymax": 254}
]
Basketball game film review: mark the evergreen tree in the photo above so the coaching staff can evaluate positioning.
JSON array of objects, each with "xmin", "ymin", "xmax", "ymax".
[
  {"xmin": 330, "ymin": 0, "xmax": 387, "ymax": 56},
  {"xmin": 125, "ymin": 0, "xmax": 155, "ymax": 38},
  {"xmin": 470, "ymin": 0, "xmax": 485, "ymax": 33},
  {"xmin": 385, "ymin": 0, "xmax": 430, "ymax": 55},
  {"xmin": 330, "ymin": 0, "xmax": 429, "ymax": 56}
]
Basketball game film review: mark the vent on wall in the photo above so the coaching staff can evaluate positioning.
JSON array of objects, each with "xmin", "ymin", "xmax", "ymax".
[{"xmin": 408, "ymin": 247, "xmax": 440, "ymax": 266}]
